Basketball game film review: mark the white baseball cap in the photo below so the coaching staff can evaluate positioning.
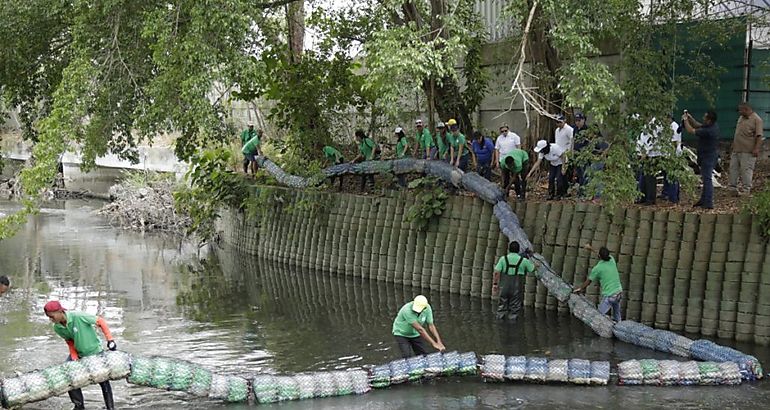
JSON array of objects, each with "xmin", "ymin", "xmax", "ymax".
[
  {"xmin": 394, "ymin": 127, "xmax": 403, "ymax": 133},
  {"xmin": 247, "ymin": 122, "xmax": 254, "ymax": 126},
  {"xmin": 436, "ymin": 122, "xmax": 445, "ymax": 128},
  {"xmin": 415, "ymin": 119, "xmax": 423, "ymax": 125},
  {"xmin": 533, "ymin": 140, "xmax": 548, "ymax": 153},
  {"xmin": 412, "ymin": 295, "xmax": 429, "ymax": 313}
]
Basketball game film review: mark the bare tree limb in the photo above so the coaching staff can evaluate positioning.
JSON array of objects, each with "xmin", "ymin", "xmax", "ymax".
[{"xmin": 254, "ymin": 0, "xmax": 302, "ymax": 9}]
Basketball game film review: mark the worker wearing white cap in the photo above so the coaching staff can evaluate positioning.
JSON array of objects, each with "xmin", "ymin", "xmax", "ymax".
[
  {"xmin": 413, "ymin": 119, "xmax": 436, "ymax": 159},
  {"xmin": 526, "ymin": 139, "xmax": 567, "ymax": 200},
  {"xmin": 392, "ymin": 295, "xmax": 446, "ymax": 358},
  {"xmin": 394, "ymin": 127, "xmax": 409, "ymax": 187}
]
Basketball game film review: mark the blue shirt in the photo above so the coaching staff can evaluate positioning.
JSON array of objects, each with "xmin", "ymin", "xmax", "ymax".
[
  {"xmin": 472, "ymin": 138, "xmax": 495, "ymax": 164},
  {"xmin": 695, "ymin": 123, "xmax": 719, "ymax": 161}
]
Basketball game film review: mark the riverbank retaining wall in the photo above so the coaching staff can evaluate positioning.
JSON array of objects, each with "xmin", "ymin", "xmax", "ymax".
[{"xmin": 216, "ymin": 187, "xmax": 770, "ymax": 345}]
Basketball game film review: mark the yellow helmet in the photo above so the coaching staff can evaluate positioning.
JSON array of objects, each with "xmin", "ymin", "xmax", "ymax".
[{"xmin": 446, "ymin": 119, "xmax": 457, "ymax": 126}]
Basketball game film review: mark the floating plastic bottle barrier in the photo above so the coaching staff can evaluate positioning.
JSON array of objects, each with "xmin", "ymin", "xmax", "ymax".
[
  {"xmin": 0, "ymin": 351, "xmax": 131, "ymax": 409},
  {"xmin": 617, "ymin": 359, "xmax": 743, "ymax": 386},
  {"xmin": 479, "ymin": 355, "xmax": 609, "ymax": 385}
]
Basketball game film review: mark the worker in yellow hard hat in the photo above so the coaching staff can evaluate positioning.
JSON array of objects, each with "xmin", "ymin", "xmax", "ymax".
[
  {"xmin": 392, "ymin": 295, "xmax": 446, "ymax": 358},
  {"xmin": 446, "ymin": 119, "xmax": 470, "ymax": 171}
]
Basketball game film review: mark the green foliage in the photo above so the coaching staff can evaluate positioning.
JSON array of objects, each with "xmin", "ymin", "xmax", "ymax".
[
  {"xmin": 405, "ymin": 177, "xmax": 448, "ymax": 231},
  {"xmin": 744, "ymin": 184, "xmax": 770, "ymax": 240},
  {"xmin": 173, "ymin": 148, "xmax": 252, "ymax": 241},
  {"xmin": 240, "ymin": 48, "xmax": 365, "ymax": 152}
]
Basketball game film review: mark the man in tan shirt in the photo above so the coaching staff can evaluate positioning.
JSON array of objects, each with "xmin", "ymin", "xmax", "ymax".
[{"xmin": 730, "ymin": 102, "xmax": 764, "ymax": 194}]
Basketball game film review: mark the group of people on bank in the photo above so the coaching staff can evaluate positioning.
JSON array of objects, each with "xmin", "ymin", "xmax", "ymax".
[{"xmin": 302, "ymin": 103, "xmax": 762, "ymax": 205}]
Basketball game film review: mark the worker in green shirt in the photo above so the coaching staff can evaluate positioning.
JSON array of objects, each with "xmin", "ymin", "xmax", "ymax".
[
  {"xmin": 239, "ymin": 123, "xmax": 258, "ymax": 173},
  {"xmin": 323, "ymin": 145, "xmax": 345, "ymax": 190},
  {"xmin": 392, "ymin": 295, "xmax": 446, "ymax": 358},
  {"xmin": 241, "ymin": 130, "xmax": 262, "ymax": 175},
  {"xmin": 435, "ymin": 122, "xmax": 449, "ymax": 161},
  {"xmin": 394, "ymin": 127, "xmax": 410, "ymax": 187},
  {"xmin": 413, "ymin": 119, "xmax": 436, "ymax": 159},
  {"xmin": 447, "ymin": 119, "xmax": 470, "ymax": 171},
  {"xmin": 492, "ymin": 241, "xmax": 535, "ymax": 321},
  {"xmin": 350, "ymin": 129, "xmax": 378, "ymax": 191},
  {"xmin": 500, "ymin": 148, "xmax": 530, "ymax": 200},
  {"xmin": 44, "ymin": 301, "xmax": 117, "ymax": 410},
  {"xmin": 573, "ymin": 244, "xmax": 624, "ymax": 322}
]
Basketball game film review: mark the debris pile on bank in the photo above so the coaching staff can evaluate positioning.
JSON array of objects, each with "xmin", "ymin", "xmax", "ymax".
[{"xmin": 98, "ymin": 173, "xmax": 190, "ymax": 233}]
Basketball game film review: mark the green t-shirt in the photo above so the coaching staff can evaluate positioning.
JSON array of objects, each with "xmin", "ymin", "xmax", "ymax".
[
  {"xmin": 323, "ymin": 146, "xmax": 343, "ymax": 163},
  {"xmin": 53, "ymin": 311, "xmax": 103, "ymax": 357},
  {"xmin": 436, "ymin": 132, "xmax": 449, "ymax": 157},
  {"xmin": 240, "ymin": 129, "xmax": 257, "ymax": 145},
  {"xmin": 392, "ymin": 302, "xmax": 434, "ymax": 338},
  {"xmin": 359, "ymin": 138, "xmax": 376, "ymax": 160},
  {"xmin": 500, "ymin": 149, "xmax": 529, "ymax": 172},
  {"xmin": 396, "ymin": 137, "xmax": 409, "ymax": 159},
  {"xmin": 242, "ymin": 135, "xmax": 261, "ymax": 155},
  {"xmin": 416, "ymin": 129, "xmax": 435, "ymax": 150},
  {"xmin": 494, "ymin": 253, "xmax": 535, "ymax": 276},
  {"xmin": 589, "ymin": 256, "xmax": 623, "ymax": 297},
  {"xmin": 449, "ymin": 132, "xmax": 470, "ymax": 156}
]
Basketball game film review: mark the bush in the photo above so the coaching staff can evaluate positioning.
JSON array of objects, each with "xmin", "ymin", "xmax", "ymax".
[{"xmin": 743, "ymin": 183, "xmax": 770, "ymax": 239}]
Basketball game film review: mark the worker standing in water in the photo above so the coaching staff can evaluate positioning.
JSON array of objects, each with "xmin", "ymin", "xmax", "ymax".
[
  {"xmin": 492, "ymin": 241, "xmax": 535, "ymax": 321},
  {"xmin": 44, "ymin": 301, "xmax": 118, "ymax": 410},
  {"xmin": 392, "ymin": 295, "xmax": 446, "ymax": 358},
  {"xmin": 572, "ymin": 244, "xmax": 624, "ymax": 322}
]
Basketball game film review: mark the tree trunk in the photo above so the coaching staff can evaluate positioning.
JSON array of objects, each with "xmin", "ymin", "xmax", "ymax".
[
  {"xmin": 287, "ymin": 0, "xmax": 304, "ymax": 64},
  {"xmin": 525, "ymin": 0, "xmax": 563, "ymax": 148}
]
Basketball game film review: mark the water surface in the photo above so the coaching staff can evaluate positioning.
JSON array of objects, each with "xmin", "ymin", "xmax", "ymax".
[{"xmin": 0, "ymin": 200, "xmax": 767, "ymax": 409}]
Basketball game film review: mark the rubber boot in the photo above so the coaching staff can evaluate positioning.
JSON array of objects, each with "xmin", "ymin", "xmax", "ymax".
[
  {"xmin": 100, "ymin": 381, "xmax": 115, "ymax": 410},
  {"xmin": 68, "ymin": 388, "xmax": 86, "ymax": 410}
]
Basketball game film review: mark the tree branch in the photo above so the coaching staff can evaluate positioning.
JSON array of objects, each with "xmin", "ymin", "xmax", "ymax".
[{"xmin": 254, "ymin": 0, "xmax": 301, "ymax": 9}]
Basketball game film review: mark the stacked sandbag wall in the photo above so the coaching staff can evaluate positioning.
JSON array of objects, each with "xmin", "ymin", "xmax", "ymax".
[{"xmin": 217, "ymin": 188, "xmax": 770, "ymax": 346}]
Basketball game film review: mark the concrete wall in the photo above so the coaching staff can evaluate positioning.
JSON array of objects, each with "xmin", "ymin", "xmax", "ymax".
[
  {"xmin": 1, "ymin": 134, "xmax": 187, "ymax": 194},
  {"xmin": 216, "ymin": 188, "xmax": 770, "ymax": 346}
]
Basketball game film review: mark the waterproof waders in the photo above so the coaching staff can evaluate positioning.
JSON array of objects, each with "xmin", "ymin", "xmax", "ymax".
[{"xmin": 497, "ymin": 255, "xmax": 525, "ymax": 321}]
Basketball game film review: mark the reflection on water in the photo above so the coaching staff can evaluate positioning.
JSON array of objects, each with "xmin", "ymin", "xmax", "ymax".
[{"xmin": 0, "ymin": 200, "xmax": 768, "ymax": 409}]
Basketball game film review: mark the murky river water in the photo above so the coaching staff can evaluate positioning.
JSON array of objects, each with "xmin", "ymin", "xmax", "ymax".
[{"xmin": 0, "ymin": 200, "xmax": 767, "ymax": 409}]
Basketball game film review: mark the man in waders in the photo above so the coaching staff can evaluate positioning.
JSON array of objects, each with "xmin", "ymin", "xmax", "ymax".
[
  {"xmin": 572, "ymin": 244, "xmax": 623, "ymax": 322},
  {"xmin": 492, "ymin": 241, "xmax": 535, "ymax": 321},
  {"xmin": 44, "ymin": 301, "xmax": 117, "ymax": 410},
  {"xmin": 392, "ymin": 295, "xmax": 446, "ymax": 358}
]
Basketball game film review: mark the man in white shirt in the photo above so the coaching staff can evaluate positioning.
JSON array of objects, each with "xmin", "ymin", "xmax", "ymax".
[
  {"xmin": 662, "ymin": 116, "xmax": 682, "ymax": 203},
  {"xmin": 637, "ymin": 118, "xmax": 664, "ymax": 205},
  {"xmin": 494, "ymin": 123, "xmax": 521, "ymax": 190},
  {"xmin": 526, "ymin": 140, "xmax": 567, "ymax": 200},
  {"xmin": 554, "ymin": 115, "xmax": 574, "ymax": 196},
  {"xmin": 554, "ymin": 115, "xmax": 574, "ymax": 152}
]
